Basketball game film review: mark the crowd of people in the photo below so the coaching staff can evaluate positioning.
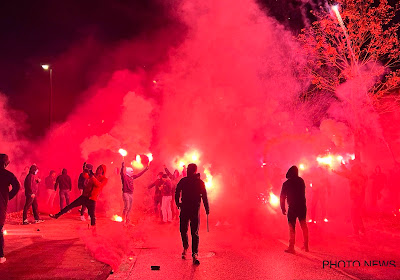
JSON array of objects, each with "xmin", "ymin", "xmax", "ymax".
[{"xmin": 0, "ymin": 153, "xmax": 210, "ymax": 265}]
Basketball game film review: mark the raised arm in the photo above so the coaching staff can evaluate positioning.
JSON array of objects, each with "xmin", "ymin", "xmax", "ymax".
[{"xmin": 133, "ymin": 166, "xmax": 149, "ymax": 179}]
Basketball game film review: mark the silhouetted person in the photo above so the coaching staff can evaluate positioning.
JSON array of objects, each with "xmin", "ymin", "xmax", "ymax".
[
  {"xmin": 165, "ymin": 166, "xmax": 181, "ymax": 220},
  {"xmin": 45, "ymin": 170, "xmax": 57, "ymax": 209},
  {"xmin": 78, "ymin": 163, "xmax": 93, "ymax": 220},
  {"xmin": 334, "ymin": 161, "xmax": 367, "ymax": 237},
  {"xmin": 50, "ymin": 165, "xmax": 108, "ymax": 228},
  {"xmin": 54, "ymin": 168, "xmax": 72, "ymax": 210},
  {"xmin": 0, "ymin": 154, "xmax": 20, "ymax": 264},
  {"xmin": 23, "ymin": 165, "xmax": 44, "ymax": 224},
  {"xmin": 148, "ymin": 172, "xmax": 164, "ymax": 220},
  {"xmin": 175, "ymin": 163, "xmax": 209, "ymax": 265},
  {"xmin": 120, "ymin": 162, "xmax": 148, "ymax": 224},
  {"xmin": 280, "ymin": 165, "xmax": 309, "ymax": 253}
]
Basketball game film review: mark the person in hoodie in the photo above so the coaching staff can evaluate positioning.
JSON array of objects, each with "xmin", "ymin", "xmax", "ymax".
[
  {"xmin": 23, "ymin": 165, "xmax": 44, "ymax": 224},
  {"xmin": 54, "ymin": 168, "xmax": 72, "ymax": 210},
  {"xmin": 50, "ymin": 165, "xmax": 108, "ymax": 227},
  {"xmin": 0, "ymin": 154, "xmax": 20, "ymax": 264},
  {"xmin": 120, "ymin": 162, "xmax": 149, "ymax": 224},
  {"xmin": 280, "ymin": 165, "xmax": 309, "ymax": 253},
  {"xmin": 175, "ymin": 163, "xmax": 209, "ymax": 265}
]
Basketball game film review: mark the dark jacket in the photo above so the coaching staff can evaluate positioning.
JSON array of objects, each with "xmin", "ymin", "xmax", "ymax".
[
  {"xmin": 280, "ymin": 166, "xmax": 306, "ymax": 212},
  {"xmin": 121, "ymin": 167, "xmax": 148, "ymax": 194},
  {"xmin": 55, "ymin": 169, "xmax": 72, "ymax": 191},
  {"xmin": 0, "ymin": 168, "xmax": 20, "ymax": 225},
  {"xmin": 24, "ymin": 165, "xmax": 39, "ymax": 197},
  {"xmin": 175, "ymin": 174, "xmax": 209, "ymax": 215}
]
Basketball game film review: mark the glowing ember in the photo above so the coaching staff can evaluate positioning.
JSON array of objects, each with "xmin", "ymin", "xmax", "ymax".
[
  {"xmin": 308, "ymin": 219, "xmax": 313, "ymax": 223},
  {"xmin": 261, "ymin": 162, "xmax": 267, "ymax": 168},
  {"xmin": 324, "ymin": 218, "xmax": 329, "ymax": 222},
  {"xmin": 118, "ymin": 148, "xmax": 128, "ymax": 157},
  {"xmin": 299, "ymin": 164, "xmax": 305, "ymax": 170},
  {"xmin": 112, "ymin": 215, "xmax": 123, "ymax": 222},
  {"xmin": 269, "ymin": 192, "xmax": 279, "ymax": 208},
  {"xmin": 310, "ymin": 183, "xmax": 313, "ymax": 188}
]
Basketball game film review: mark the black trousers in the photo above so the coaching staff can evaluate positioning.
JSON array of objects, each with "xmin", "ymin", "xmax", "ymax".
[
  {"xmin": 57, "ymin": 196, "xmax": 96, "ymax": 226},
  {"xmin": 23, "ymin": 196, "xmax": 40, "ymax": 221},
  {"xmin": 180, "ymin": 211, "xmax": 200, "ymax": 256}
]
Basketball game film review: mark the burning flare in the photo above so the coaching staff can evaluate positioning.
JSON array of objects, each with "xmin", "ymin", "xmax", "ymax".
[
  {"xmin": 118, "ymin": 148, "xmax": 128, "ymax": 157},
  {"xmin": 112, "ymin": 215, "xmax": 123, "ymax": 222},
  {"xmin": 269, "ymin": 192, "xmax": 279, "ymax": 208},
  {"xmin": 132, "ymin": 155, "xmax": 144, "ymax": 169}
]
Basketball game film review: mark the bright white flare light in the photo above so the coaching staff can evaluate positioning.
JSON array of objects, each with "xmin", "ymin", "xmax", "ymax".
[
  {"xmin": 324, "ymin": 218, "xmax": 329, "ymax": 222},
  {"xmin": 112, "ymin": 215, "xmax": 123, "ymax": 222},
  {"xmin": 147, "ymin": 153, "xmax": 153, "ymax": 163},
  {"xmin": 269, "ymin": 192, "xmax": 279, "ymax": 208},
  {"xmin": 41, "ymin": 64, "xmax": 50, "ymax": 70},
  {"xmin": 118, "ymin": 148, "xmax": 128, "ymax": 157},
  {"xmin": 299, "ymin": 164, "xmax": 305, "ymax": 170},
  {"xmin": 3, "ymin": 229, "xmax": 7, "ymax": 235}
]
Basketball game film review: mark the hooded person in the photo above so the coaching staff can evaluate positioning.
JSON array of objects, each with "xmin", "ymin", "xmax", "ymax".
[
  {"xmin": 280, "ymin": 165, "xmax": 309, "ymax": 253},
  {"xmin": 175, "ymin": 163, "xmax": 209, "ymax": 265},
  {"xmin": 23, "ymin": 165, "xmax": 44, "ymax": 224},
  {"xmin": 50, "ymin": 164, "xmax": 108, "ymax": 228},
  {"xmin": 120, "ymin": 162, "xmax": 149, "ymax": 224},
  {"xmin": 0, "ymin": 154, "xmax": 20, "ymax": 264},
  {"xmin": 78, "ymin": 163, "xmax": 93, "ymax": 220},
  {"xmin": 54, "ymin": 168, "xmax": 72, "ymax": 210}
]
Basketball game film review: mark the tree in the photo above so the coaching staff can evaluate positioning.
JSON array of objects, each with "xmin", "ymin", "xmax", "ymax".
[{"xmin": 298, "ymin": 0, "xmax": 400, "ymax": 101}]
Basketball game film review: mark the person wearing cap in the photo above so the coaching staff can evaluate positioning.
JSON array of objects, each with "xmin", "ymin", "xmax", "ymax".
[
  {"xmin": 23, "ymin": 164, "xmax": 44, "ymax": 224},
  {"xmin": 78, "ymin": 162, "xmax": 93, "ymax": 220},
  {"xmin": 148, "ymin": 172, "xmax": 164, "ymax": 220},
  {"xmin": 121, "ymin": 162, "xmax": 149, "ymax": 224},
  {"xmin": 0, "ymin": 154, "xmax": 20, "ymax": 264},
  {"xmin": 175, "ymin": 163, "xmax": 209, "ymax": 265}
]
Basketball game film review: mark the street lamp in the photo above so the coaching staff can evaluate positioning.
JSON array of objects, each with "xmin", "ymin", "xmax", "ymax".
[{"xmin": 41, "ymin": 64, "xmax": 53, "ymax": 126}]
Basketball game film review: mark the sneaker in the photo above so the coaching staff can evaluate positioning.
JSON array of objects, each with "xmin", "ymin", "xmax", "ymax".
[
  {"xmin": 49, "ymin": 214, "xmax": 58, "ymax": 219},
  {"xmin": 192, "ymin": 254, "xmax": 200, "ymax": 265},
  {"xmin": 22, "ymin": 220, "xmax": 30, "ymax": 225},
  {"xmin": 34, "ymin": 220, "xmax": 44, "ymax": 224},
  {"xmin": 182, "ymin": 249, "xmax": 188, "ymax": 259},
  {"xmin": 80, "ymin": 215, "xmax": 86, "ymax": 221},
  {"xmin": 284, "ymin": 247, "xmax": 295, "ymax": 254},
  {"xmin": 0, "ymin": 257, "xmax": 6, "ymax": 264}
]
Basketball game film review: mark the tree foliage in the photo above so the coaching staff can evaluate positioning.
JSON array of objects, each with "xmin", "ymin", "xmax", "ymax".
[{"xmin": 299, "ymin": 0, "xmax": 400, "ymax": 100}]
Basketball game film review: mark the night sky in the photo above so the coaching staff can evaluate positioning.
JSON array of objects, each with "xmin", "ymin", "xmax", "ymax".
[{"xmin": 0, "ymin": 0, "xmax": 397, "ymax": 137}]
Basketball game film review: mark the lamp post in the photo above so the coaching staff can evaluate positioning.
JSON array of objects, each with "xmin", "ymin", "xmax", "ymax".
[{"xmin": 41, "ymin": 64, "xmax": 53, "ymax": 126}]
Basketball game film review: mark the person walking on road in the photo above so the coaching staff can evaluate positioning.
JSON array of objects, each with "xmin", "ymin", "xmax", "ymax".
[
  {"xmin": 280, "ymin": 165, "xmax": 309, "ymax": 253},
  {"xmin": 175, "ymin": 163, "xmax": 209, "ymax": 265},
  {"xmin": 23, "ymin": 165, "xmax": 44, "ymax": 224},
  {"xmin": 0, "ymin": 154, "xmax": 20, "ymax": 264}
]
